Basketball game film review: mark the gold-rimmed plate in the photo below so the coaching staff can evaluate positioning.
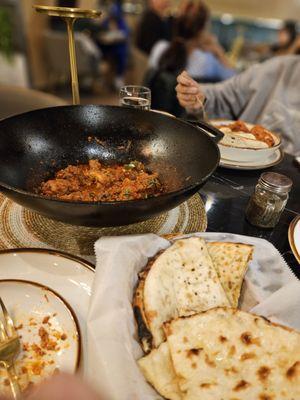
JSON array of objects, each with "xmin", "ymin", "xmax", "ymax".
[
  {"xmin": 288, "ymin": 215, "xmax": 300, "ymax": 264},
  {"xmin": 0, "ymin": 249, "xmax": 94, "ymax": 377},
  {"xmin": 0, "ymin": 279, "xmax": 81, "ymax": 395}
]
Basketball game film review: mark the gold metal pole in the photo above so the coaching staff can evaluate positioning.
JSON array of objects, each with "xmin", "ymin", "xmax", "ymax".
[
  {"xmin": 65, "ymin": 17, "xmax": 80, "ymax": 105},
  {"xmin": 33, "ymin": 5, "xmax": 102, "ymax": 105}
]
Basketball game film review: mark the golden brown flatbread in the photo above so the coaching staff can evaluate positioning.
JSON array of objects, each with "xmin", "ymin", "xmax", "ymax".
[
  {"xmin": 164, "ymin": 307, "xmax": 300, "ymax": 400},
  {"xmin": 139, "ymin": 238, "xmax": 230, "ymax": 349},
  {"xmin": 207, "ymin": 242, "xmax": 253, "ymax": 307},
  {"xmin": 138, "ymin": 341, "xmax": 183, "ymax": 400}
]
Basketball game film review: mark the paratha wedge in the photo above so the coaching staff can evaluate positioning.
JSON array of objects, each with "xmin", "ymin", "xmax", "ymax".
[
  {"xmin": 164, "ymin": 307, "xmax": 300, "ymax": 400},
  {"xmin": 142, "ymin": 237, "xmax": 230, "ymax": 348},
  {"xmin": 134, "ymin": 239, "xmax": 253, "ymax": 352},
  {"xmin": 138, "ymin": 341, "xmax": 183, "ymax": 400},
  {"xmin": 207, "ymin": 242, "xmax": 253, "ymax": 307}
]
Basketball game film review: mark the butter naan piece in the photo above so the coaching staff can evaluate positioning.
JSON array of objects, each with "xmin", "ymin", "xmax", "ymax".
[
  {"xmin": 143, "ymin": 238, "xmax": 230, "ymax": 348},
  {"xmin": 219, "ymin": 127, "xmax": 256, "ymax": 140},
  {"xmin": 138, "ymin": 341, "xmax": 183, "ymax": 400},
  {"xmin": 164, "ymin": 308, "xmax": 300, "ymax": 400},
  {"xmin": 207, "ymin": 242, "xmax": 253, "ymax": 308},
  {"xmin": 220, "ymin": 132, "xmax": 268, "ymax": 149}
]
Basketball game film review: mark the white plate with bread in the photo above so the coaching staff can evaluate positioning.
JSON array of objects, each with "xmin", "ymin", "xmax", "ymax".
[{"xmin": 213, "ymin": 120, "xmax": 281, "ymax": 164}]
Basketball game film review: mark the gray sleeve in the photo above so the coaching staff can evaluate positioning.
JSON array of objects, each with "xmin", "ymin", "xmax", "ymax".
[{"xmin": 202, "ymin": 63, "xmax": 261, "ymax": 120}]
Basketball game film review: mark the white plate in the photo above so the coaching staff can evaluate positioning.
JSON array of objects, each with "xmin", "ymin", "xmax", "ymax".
[
  {"xmin": 288, "ymin": 216, "xmax": 300, "ymax": 264},
  {"xmin": 213, "ymin": 120, "xmax": 281, "ymax": 163},
  {"xmin": 219, "ymin": 149, "xmax": 284, "ymax": 170},
  {"xmin": 0, "ymin": 279, "xmax": 80, "ymax": 394},
  {"xmin": 0, "ymin": 249, "xmax": 94, "ymax": 378}
]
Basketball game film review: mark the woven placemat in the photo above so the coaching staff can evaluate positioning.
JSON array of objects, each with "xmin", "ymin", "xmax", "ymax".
[{"xmin": 0, "ymin": 193, "xmax": 207, "ymax": 260}]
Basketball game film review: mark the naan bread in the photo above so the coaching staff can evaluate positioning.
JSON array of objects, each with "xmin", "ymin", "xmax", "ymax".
[
  {"xmin": 133, "ymin": 251, "xmax": 166, "ymax": 353},
  {"xmin": 143, "ymin": 238, "xmax": 230, "ymax": 348},
  {"xmin": 164, "ymin": 308, "xmax": 300, "ymax": 400},
  {"xmin": 207, "ymin": 242, "xmax": 253, "ymax": 307},
  {"xmin": 220, "ymin": 127, "xmax": 256, "ymax": 140},
  {"xmin": 138, "ymin": 341, "xmax": 183, "ymax": 400},
  {"xmin": 220, "ymin": 132, "xmax": 268, "ymax": 149},
  {"xmin": 133, "ymin": 272, "xmax": 153, "ymax": 353}
]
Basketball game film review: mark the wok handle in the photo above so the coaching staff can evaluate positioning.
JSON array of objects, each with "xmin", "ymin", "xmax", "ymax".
[{"xmin": 186, "ymin": 120, "xmax": 224, "ymax": 143}]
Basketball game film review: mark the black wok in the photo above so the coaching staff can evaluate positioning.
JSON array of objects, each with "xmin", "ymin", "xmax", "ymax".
[{"xmin": 0, "ymin": 105, "xmax": 222, "ymax": 227}]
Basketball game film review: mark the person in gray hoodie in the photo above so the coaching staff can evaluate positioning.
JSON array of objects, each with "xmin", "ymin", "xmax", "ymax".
[{"xmin": 176, "ymin": 55, "xmax": 300, "ymax": 155}]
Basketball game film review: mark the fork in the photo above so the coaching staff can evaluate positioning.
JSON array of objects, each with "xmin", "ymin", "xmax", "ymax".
[{"xmin": 0, "ymin": 297, "xmax": 22, "ymax": 399}]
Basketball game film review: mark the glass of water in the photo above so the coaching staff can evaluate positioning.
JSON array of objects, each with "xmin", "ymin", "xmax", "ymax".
[{"xmin": 120, "ymin": 86, "xmax": 151, "ymax": 110}]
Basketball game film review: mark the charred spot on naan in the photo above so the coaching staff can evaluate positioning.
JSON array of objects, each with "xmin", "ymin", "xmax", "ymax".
[
  {"xmin": 259, "ymin": 395, "xmax": 275, "ymax": 400},
  {"xmin": 133, "ymin": 304, "xmax": 153, "ymax": 354},
  {"xmin": 240, "ymin": 331, "xmax": 261, "ymax": 346},
  {"xmin": 240, "ymin": 352, "xmax": 256, "ymax": 361},
  {"xmin": 286, "ymin": 361, "xmax": 300, "ymax": 380},
  {"xmin": 233, "ymin": 379, "xmax": 251, "ymax": 391},
  {"xmin": 133, "ymin": 250, "xmax": 166, "ymax": 353},
  {"xmin": 186, "ymin": 348, "xmax": 202, "ymax": 358},
  {"xmin": 257, "ymin": 366, "xmax": 271, "ymax": 382}
]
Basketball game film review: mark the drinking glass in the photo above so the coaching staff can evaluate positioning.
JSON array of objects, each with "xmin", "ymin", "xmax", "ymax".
[{"xmin": 120, "ymin": 86, "xmax": 151, "ymax": 110}]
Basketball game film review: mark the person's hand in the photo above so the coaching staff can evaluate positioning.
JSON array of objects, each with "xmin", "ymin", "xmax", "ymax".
[
  {"xmin": 24, "ymin": 374, "xmax": 102, "ymax": 400},
  {"xmin": 199, "ymin": 32, "xmax": 232, "ymax": 67},
  {"xmin": 289, "ymin": 35, "xmax": 300, "ymax": 54},
  {"xmin": 176, "ymin": 71, "xmax": 205, "ymax": 114},
  {"xmin": 199, "ymin": 32, "xmax": 218, "ymax": 48}
]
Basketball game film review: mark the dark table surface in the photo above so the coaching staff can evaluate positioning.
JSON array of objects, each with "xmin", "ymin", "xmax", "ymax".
[{"xmin": 200, "ymin": 153, "xmax": 300, "ymax": 279}]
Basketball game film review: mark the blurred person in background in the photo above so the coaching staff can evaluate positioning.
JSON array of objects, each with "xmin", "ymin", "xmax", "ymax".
[
  {"xmin": 176, "ymin": 55, "xmax": 300, "ymax": 155},
  {"xmin": 148, "ymin": 1, "xmax": 235, "ymax": 82},
  {"xmin": 50, "ymin": 0, "xmax": 102, "ymax": 89},
  {"xmin": 51, "ymin": 1, "xmax": 100, "ymax": 33},
  {"xmin": 288, "ymin": 35, "xmax": 300, "ymax": 55},
  {"xmin": 52, "ymin": 0, "xmax": 129, "ymax": 90},
  {"xmin": 135, "ymin": 0, "xmax": 172, "ymax": 55},
  {"xmin": 270, "ymin": 20, "xmax": 298, "ymax": 55},
  {"xmin": 51, "ymin": 0, "xmax": 77, "ymax": 31},
  {"xmin": 98, "ymin": 0, "xmax": 130, "ymax": 89},
  {"xmin": 145, "ymin": 1, "xmax": 235, "ymax": 116},
  {"xmin": 256, "ymin": 20, "xmax": 298, "ymax": 59},
  {"xmin": 176, "ymin": 0, "xmax": 234, "ymax": 68}
]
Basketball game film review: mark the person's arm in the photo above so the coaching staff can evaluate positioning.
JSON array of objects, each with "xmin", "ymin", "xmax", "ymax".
[
  {"xmin": 201, "ymin": 64, "xmax": 259, "ymax": 119},
  {"xmin": 176, "ymin": 64, "xmax": 260, "ymax": 119}
]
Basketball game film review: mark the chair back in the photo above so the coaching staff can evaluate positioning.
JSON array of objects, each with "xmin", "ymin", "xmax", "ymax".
[{"xmin": 0, "ymin": 85, "xmax": 66, "ymax": 119}]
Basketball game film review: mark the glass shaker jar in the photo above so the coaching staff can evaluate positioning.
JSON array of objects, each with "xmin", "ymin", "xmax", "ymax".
[{"xmin": 245, "ymin": 172, "xmax": 293, "ymax": 228}]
